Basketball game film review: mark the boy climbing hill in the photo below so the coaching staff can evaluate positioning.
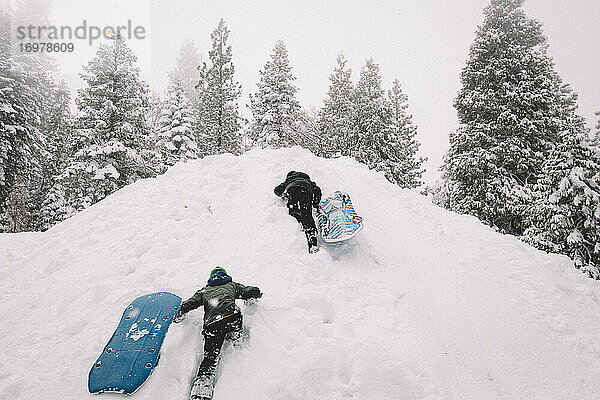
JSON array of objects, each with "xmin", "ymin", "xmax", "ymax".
[
  {"xmin": 175, "ymin": 267, "xmax": 262, "ymax": 400},
  {"xmin": 274, "ymin": 171, "xmax": 322, "ymax": 253}
]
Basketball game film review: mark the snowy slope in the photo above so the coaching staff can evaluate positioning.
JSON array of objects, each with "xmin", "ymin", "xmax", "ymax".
[{"xmin": 1, "ymin": 147, "xmax": 600, "ymax": 400}]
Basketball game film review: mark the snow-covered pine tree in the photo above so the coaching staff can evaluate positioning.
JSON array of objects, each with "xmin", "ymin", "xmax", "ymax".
[
  {"xmin": 154, "ymin": 79, "xmax": 198, "ymax": 168},
  {"xmin": 168, "ymin": 39, "xmax": 202, "ymax": 107},
  {"xmin": 0, "ymin": 1, "xmax": 76, "ymax": 232},
  {"xmin": 196, "ymin": 19, "xmax": 242, "ymax": 156},
  {"xmin": 523, "ymin": 108, "xmax": 600, "ymax": 279},
  {"xmin": 288, "ymin": 107, "xmax": 326, "ymax": 155},
  {"xmin": 317, "ymin": 53, "xmax": 354, "ymax": 157},
  {"xmin": 0, "ymin": 9, "xmax": 46, "ymax": 232},
  {"xmin": 147, "ymin": 91, "xmax": 163, "ymax": 138},
  {"xmin": 2, "ymin": 178, "xmax": 33, "ymax": 232},
  {"xmin": 248, "ymin": 40, "xmax": 301, "ymax": 149},
  {"xmin": 425, "ymin": 179, "xmax": 453, "ymax": 210},
  {"xmin": 592, "ymin": 111, "xmax": 600, "ymax": 149},
  {"xmin": 441, "ymin": 0, "xmax": 576, "ymax": 235},
  {"xmin": 41, "ymin": 34, "xmax": 154, "ymax": 228},
  {"xmin": 388, "ymin": 79, "xmax": 425, "ymax": 188},
  {"xmin": 31, "ymin": 79, "xmax": 73, "ymax": 229},
  {"xmin": 352, "ymin": 59, "xmax": 410, "ymax": 186}
]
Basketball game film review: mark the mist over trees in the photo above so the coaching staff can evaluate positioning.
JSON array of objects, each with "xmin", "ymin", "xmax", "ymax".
[
  {"xmin": 0, "ymin": 4, "xmax": 71, "ymax": 232},
  {"xmin": 168, "ymin": 39, "xmax": 202, "ymax": 107}
]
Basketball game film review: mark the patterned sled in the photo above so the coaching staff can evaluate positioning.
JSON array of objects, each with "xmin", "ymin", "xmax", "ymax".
[{"xmin": 317, "ymin": 191, "xmax": 363, "ymax": 243}]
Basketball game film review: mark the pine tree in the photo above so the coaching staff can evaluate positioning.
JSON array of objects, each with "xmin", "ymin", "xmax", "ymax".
[
  {"xmin": 0, "ymin": 2, "xmax": 78, "ymax": 231},
  {"xmin": 196, "ymin": 19, "xmax": 242, "ymax": 155},
  {"xmin": 523, "ymin": 127, "xmax": 600, "ymax": 279},
  {"xmin": 352, "ymin": 59, "xmax": 412, "ymax": 186},
  {"xmin": 2, "ymin": 179, "xmax": 33, "ymax": 232},
  {"xmin": 147, "ymin": 91, "xmax": 163, "ymax": 138},
  {"xmin": 0, "ymin": 9, "xmax": 45, "ymax": 231},
  {"xmin": 388, "ymin": 79, "xmax": 425, "ymax": 188},
  {"xmin": 41, "ymin": 34, "xmax": 154, "ymax": 228},
  {"xmin": 318, "ymin": 53, "xmax": 354, "ymax": 157},
  {"xmin": 592, "ymin": 111, "xmax": 600, "ymax": 149},
  {"xmin": 289, "ymin": 108, "xmax": 326, "ymax": 155},
  {"xmin": 168, "ymin": 39, "xmax": 202, "ymax": 106},
  {"xmin": 249, "ymin": 40, "xmax": 301, "ymax": 149},
  {"xmin": 426, "ymin": 179, "xmax": 453, "ymax": 209},
  {"xmin": 31, "ymin": 80, "xmax": 73, "ymax": 229},
  {"xmin": 353, "ymin": 59, "xmax": 387, "ymax": 165},
  {"xmin": 154, "ymin": 79, "xmax": 198, "ymax": 168},
  {"xmin": 441, "ymin": 0, "xmax": 577, "ymax": 235}
]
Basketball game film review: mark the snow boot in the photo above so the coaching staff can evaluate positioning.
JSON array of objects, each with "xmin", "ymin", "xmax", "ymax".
[
  {"xmin": 190, "ymin": 376, "xmax": 213, "ymax": 400},
  {"xmin": 305, "ymin": 229, "xmax": 319, "ymax": 253}
]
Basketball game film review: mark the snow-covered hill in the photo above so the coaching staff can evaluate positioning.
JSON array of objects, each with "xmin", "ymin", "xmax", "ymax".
[{"xmin": 1, "ymin": 147, "xmax": 600, "ymax": 400}]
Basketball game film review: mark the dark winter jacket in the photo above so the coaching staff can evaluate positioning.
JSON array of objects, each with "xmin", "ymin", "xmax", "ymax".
[
  {"xmin": 179, "ymin": 273, "xmax": 262, "ymax": 327},
  {"xmin": 274, "ymin": 171, "xmax": 322, "ymax": 207}
]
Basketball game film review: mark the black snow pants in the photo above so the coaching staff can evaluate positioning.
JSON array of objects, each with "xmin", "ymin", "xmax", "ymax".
[
  {"xmin": 197, "ymin": 312, "xmax": 243, "ymax": 381},
  {"xmin": 286, "ymin": 186, "xmax": 317, "ymax": 234}
]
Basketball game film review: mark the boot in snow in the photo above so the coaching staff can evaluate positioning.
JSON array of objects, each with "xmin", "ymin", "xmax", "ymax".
[
  {"xmin": 190, "ymin": 376, "xmax": 213, "ymax": 400},
  {"xmin": 306, "ymin": 229, "xmax": 319, "ymax": 253}
]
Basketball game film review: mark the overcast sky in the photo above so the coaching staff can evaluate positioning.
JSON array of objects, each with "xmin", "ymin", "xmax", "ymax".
[{"xmin": 35, "ymin": 0, "xmax": 600, "ymax": 183}]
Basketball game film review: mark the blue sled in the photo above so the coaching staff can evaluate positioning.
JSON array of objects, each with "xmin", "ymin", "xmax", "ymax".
[{"xmin": 88, "ymin": 292, "xmax": 182, "ymax": 395}]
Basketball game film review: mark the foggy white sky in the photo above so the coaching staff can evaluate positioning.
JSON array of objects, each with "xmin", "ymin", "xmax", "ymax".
[{"xmin": 40, "ymin": 0, "xmax": 600, "ymax": 183}]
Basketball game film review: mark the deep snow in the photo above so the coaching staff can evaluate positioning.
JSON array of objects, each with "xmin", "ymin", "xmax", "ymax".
[{"xmin": 1, "ymin": 147, "xmax": 600, "ymax": 400}]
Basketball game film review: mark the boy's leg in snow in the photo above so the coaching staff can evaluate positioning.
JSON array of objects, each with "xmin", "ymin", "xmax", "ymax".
[
  {"xmin": 287, "ymin": 187, "xmax": 319, "ymax": 252},
  {"xmin": 192, "ymin": 313, "xmax": 244, "ymax": 397},
  {"xmin": 194, "ymin": 327, "xmax": 226, "ymax": 387},
  {"xmin": 224, "ymin": 312, "xmax": 248, "ymax": 348},
  {"xmin": 299, "ymin": 202, "xmax": 317, "ymax": 233},
  {"xmin": 287, "ymin": 187, "xmax": 317, "ymax": 233}
]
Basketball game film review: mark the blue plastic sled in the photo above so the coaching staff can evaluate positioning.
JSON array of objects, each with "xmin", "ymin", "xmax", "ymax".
[
  {"xmin": 317, "ymin": 191, "xmax": 363, "ymax": 243},
  {"xmin": 88, "ymin": 292, "xmax": 182, "ymax": 395}
]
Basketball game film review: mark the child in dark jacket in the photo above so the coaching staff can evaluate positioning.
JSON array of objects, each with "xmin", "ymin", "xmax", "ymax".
[
  {"xmin": 274, "ymin": 171, "xmax": 322, "ymax": 253},
  {"xmin": 175, "ymin": 266, "xmax": 262, "ymax": 400}
]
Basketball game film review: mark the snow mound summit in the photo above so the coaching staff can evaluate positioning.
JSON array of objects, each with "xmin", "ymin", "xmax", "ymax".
[{"xmin": 1, "ymin": 147, "xmax": 600, "ymax": 399}]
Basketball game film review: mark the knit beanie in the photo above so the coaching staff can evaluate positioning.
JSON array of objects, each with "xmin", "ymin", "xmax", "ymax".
[{"xmin": 210, "ymin": 266, "xmax": 227, "ymax": 278}]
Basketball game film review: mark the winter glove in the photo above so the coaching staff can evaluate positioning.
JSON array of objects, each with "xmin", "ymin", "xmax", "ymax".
[
  {"xmin": 244, "ymin": 298, "xmax": 258, "ymax": 307},
  {"xmin": 242, "ymin": 287, "xmax": 262, "ymax": 300},
  {"xmin": 274, "ymin": 183, "xmax": 287, "ymax": 198},
  {"xmin": 173, "ymin": 309, "xmax": 186, "ymax": 323}
]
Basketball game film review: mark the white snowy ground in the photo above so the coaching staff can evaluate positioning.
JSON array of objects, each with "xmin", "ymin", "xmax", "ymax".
[{"xmin": 1, "ymin": 147, "xmax": 600, "ymax": 400}]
